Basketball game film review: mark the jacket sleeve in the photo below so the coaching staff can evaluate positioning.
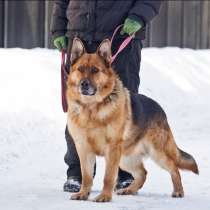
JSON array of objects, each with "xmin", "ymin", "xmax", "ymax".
[
  {"xmin": 50, "ymin": 0, "xmax": 70, "ymax": 40},
  {"xmin": 128, "ymin": 0, "xmax": 162, "ymax": 25}
]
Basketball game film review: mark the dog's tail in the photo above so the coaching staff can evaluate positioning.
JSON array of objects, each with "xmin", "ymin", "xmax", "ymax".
[
  {"xmin": 176, "ymin": 148, "xmax": 199, "ymax": 174},
  {"xmin": 166, "ymin": 130, "xmax": 199, "ymax": 175}
]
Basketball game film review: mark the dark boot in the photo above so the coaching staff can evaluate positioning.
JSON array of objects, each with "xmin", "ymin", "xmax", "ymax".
[
  {"xmin": 115, "ymin": 168, "xmax": 134, "ymax": 190},
  {"xmin": 63, "ymin": 176, "xmax": 81, "ymax": 193}
]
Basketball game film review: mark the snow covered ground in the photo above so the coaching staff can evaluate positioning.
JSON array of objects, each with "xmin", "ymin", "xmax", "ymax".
[{"xmin": 0, "ymin": 47, "xmax": 210, "ymax": 210}]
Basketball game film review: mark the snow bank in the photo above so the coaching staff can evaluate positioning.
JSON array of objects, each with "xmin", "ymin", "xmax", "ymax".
[{"xmin": 0, "ymin": 48, "xmax": 209, "ymax": 210}]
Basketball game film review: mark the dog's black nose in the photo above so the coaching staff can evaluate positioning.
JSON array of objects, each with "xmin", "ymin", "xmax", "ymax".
[
  {"xmin": 79, "ymin": 79, "xmax": 96, "ymax": 96},
  {"xmin": 80, "ymin": 79, "xmax": 90, "ymax": 90}
]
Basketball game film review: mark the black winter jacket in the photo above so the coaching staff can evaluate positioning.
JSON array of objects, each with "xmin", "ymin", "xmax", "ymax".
[{"xmin": 51, "ymin": 0, "xmax": 161, "ymax": 42}]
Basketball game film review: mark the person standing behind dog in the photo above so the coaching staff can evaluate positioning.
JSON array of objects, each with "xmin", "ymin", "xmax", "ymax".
[{"xmin": 51, "ymin": 0, "xmax": 161, "ymax": 192}]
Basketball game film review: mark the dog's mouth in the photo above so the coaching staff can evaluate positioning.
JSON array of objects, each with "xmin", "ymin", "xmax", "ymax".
[
  {"xmin": 80, "ymin": 88, "xmax": 96, "ymax": 96},
  {"xmin": 79, "ymin": 79, "xmax": 97, "ymax": 96}
]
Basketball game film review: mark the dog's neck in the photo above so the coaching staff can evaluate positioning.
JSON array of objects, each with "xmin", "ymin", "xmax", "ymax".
[{"xmin": 103, "ymin": 78, "xmax": 122, "ymax": 104}]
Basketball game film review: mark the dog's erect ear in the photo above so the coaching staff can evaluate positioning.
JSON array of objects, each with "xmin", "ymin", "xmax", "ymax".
[
  {"xmin": 97, "ymin": 39, "xmax": 112, "ymax": 66},
  {"xmin": 70, "ymin": 38, "xmax": 86, "ymax": 65}
]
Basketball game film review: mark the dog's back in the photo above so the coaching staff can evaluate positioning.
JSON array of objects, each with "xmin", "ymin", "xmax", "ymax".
[{"xmin": 130, "ymin": 93, "xmax": 167, "ymax": 129}]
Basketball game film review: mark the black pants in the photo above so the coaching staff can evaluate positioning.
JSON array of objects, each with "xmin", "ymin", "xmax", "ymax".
[{"xmin": 64, "ymin": 38, "xmax": 142, "ymax": 179}]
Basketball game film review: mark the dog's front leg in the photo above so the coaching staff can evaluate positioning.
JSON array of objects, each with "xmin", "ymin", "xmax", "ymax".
[
  {"xmin": 94, "ymin": 141, "xmax": 122, "ymax": 202},
  {"xmin": 70, "ymin": 142, "xmax": 96, "ymax": 201}
]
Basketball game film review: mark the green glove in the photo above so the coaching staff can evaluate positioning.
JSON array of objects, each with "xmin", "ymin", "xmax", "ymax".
[
  {"xmin": 120, "ymin": 18, "xmax": 143, "ymax": 36},
  {"xmin": 53, "ymin": 36, "xmax": 68, "ymax": 51}
]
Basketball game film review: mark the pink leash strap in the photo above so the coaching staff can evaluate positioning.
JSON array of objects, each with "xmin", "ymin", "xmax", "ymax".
[{"xmin": 111, "ymin": 24, "xmax": 135, "ymax": 63}]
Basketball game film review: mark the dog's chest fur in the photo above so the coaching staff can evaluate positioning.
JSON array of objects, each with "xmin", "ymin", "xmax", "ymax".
[
  {"xmin": 68, "ymin": 112, "xmax": 124, "ymax": 156},
  {"xmin": 67, "ymin": 91, "xmax": 129, "ymax": 156},
  {"xmin": 86, "ymin": 125, "xmax": 117, "ymax": 155}
]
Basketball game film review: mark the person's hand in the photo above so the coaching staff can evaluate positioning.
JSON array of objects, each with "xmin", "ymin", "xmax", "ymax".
[
  {"xmin": 53, "ymin": 36, "xmax": 68, "ymax": 51},
  {"xmin": 120, "ymin": 18, "xmax": 143, "ymax": 36}
]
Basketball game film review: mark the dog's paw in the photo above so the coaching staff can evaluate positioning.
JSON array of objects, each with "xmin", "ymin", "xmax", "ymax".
[
  {"xmin": 172, "ymin": 190, "xmax": 184, "ymax": 198},
  {"xmin": 116, "ymin": 188, "xmax": 137, "ymax": 195},
  {"xmin": 70, "ymin": 191, "xmax": 89, "ymax": 200},
  {"xmin": 93, "ymin": 193, "xmax": 112, "ymax": 202}
]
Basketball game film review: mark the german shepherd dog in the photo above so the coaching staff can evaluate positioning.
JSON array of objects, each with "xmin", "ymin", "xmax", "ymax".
[{"xmin": 66, "ymin": 38, "xmax": 199, "ymax": 202}]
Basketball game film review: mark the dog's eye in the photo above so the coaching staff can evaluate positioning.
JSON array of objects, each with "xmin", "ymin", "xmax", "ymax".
[
  {"xmin": 91, "ymin": 67, "xmax": 99, "ymax": 74},
  {"xmin": 78, "ymin": 66, "xmax": 85, "ymax": 73},
  {"xmin": 78, "ymin": 67, "xmax": 84, "ymax": 72}
]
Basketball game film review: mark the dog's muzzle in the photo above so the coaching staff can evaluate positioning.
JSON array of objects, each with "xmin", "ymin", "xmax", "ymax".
[{"xmin": 79, "ymin": 79, "xmax": 96, "ymax": 96}]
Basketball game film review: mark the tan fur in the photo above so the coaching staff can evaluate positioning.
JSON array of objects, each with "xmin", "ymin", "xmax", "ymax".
[{"xmin": 66, "ymin": 39, "xmax": 198, "ymax": 202}]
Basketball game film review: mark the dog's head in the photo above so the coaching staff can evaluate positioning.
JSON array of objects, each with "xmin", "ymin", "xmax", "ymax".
[{"xmin": 67, "ymin": 38, "xmax": 116, "ymax": 104}]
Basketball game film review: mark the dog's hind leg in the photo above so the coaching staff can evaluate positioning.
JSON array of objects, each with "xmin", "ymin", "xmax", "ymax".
[
  {"xmin": 150, "ymin": 149, "xmax": 184, "ymax": 198},
  {"xmin": 145, "ymin": 121, "xmax": 185, "ymax": 197},
  {"xmin": 117, "ymin": 155, "xmax": 147, "ymax": 195}
]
